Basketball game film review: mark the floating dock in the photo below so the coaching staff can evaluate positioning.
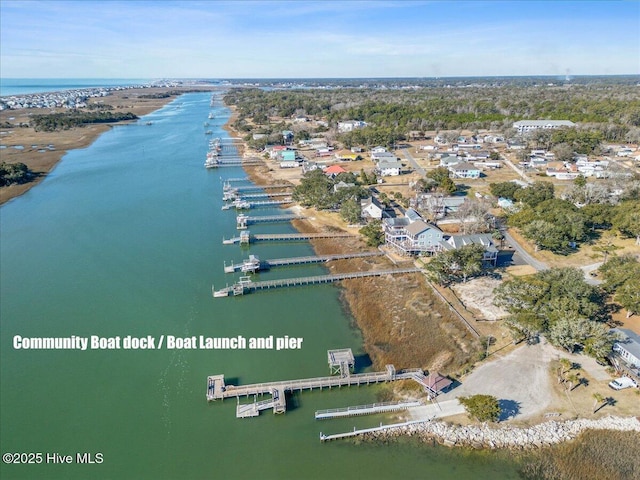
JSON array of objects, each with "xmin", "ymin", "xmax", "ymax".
[
  {"xmin": 212, "ymin": 267, "xmax": 420, "ymax": 297},
  {"xmin": 223, "ymin": 251, "xmax": 383, "ymax": 273},
  {"xmin": 206, "ymin": 349, "xmax": 432, "ymax": 418}
]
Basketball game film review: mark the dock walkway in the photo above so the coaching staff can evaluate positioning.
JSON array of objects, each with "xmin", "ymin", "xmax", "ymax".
[
  {"xmin": 213, "ymin": 267, "xmax": 420, "ymax": 297},
  {"xmin": 223, "ymin": 251, "xmax": 383, "ymax": 273},
  {"xmin": 222, "ymin": 232, "xmax": 356, "ymax": 244},
  {"xmin": 236, "ymin": 214, "xmax": 306, "ymax": 229},
  {"xmin": 207, "ymin": 349, "xmax": 434, "ymax": 418}
]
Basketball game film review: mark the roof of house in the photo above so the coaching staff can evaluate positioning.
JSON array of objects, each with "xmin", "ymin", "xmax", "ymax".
[
  {"xmin": 378, "ymin": 159, "xmax": 403, "ymax": 169},
  {"xmin": 513, "ymin": 120, "xmax": 576, "ymax": 127},
  {"xmin": 404, "ymin": 208, "xmax": 423, "ymax": 223},
  {"xmin": 612, "ymin": 328, "xmax": 640, "ymax": 360},
  {"xmin": 450, "ymin": 161, "xmax": 480, "ymax": 171},
  {"xmin": 443, "ymin": 234, "xmax": 498, "ymax": 253},
  {"xmin": 323, "ymin": 165, "xmax": 347, "ymax": 175},
  {"xmin": 405, "ymin": 219, "xmax": 436, "ymax": 236},
  {"xmin": 361, "ymin": 196, "xmax": 383, "ymax": 210}
]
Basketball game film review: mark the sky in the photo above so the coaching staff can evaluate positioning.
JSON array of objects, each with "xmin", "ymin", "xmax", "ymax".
[{"xmin": 1, "ymin": 0, "xmax": 639, "ymax": 79}]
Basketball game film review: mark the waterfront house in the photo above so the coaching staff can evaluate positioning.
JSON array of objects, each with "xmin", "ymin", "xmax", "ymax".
[
  {"xmin": 361, "ymin": 196, "xmax": 384, "ymax": 220},
  {"xmin": 383, "ymin": 209, "xmax": 444, "ymax": 254},
  {"xmin": 440, "ymin": 233, "xmax": 498, "ymax": 265}
]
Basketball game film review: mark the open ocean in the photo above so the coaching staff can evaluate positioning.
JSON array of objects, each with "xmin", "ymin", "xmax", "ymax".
[
  {"xmin": 0, "ymin": 78, "xmax": 154, "ymax": 96},
  {"xmin": 0, "ymin": 80, "xmax": 523, "ymax": 479}
]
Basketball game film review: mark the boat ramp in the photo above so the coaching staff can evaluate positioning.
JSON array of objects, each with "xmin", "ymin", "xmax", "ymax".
[
  {"xmin": 223, "ymin": 251, "xmax": 383, "ymax": 273},
  {"xmin": 212, "ymin": 267, "xmax": 420, "ymax": 297},
  {"xmin": 207, "ymin": 349, "xmax": 432, "ymax": 418}
]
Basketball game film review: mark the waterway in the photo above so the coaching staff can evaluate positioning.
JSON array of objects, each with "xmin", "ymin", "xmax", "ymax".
[{"xmin": 0, "ymin": 92, "xmax": 522, "ymax": 479}]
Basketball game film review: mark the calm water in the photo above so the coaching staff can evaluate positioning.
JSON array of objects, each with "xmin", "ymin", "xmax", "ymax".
[{"xmin": 0, "ymin": 92, "xmax": 522, "ymax": 479}]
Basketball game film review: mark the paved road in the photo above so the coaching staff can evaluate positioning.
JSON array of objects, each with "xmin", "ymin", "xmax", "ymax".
[
  {"xmin": 497, "ymin": 219, "xmax": 549, "ymax": 271},
  {"xmin": 580, "ymin": 262, "xmax": 603, "ymax": 286},
  {"xmin": 400, "ymin": 148, "xmax": 426, "ymax": 176}
]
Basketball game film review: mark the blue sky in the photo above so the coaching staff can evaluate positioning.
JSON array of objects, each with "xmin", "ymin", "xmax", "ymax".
[{"xmin": 1, "ymin": 0, "xmax": 638, "ymax": 78}]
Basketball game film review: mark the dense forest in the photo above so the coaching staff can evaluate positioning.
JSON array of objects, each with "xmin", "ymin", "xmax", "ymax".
[
  {"xmin": 30, "ymin": 111, "xmax": 138, "ymax": 132},
  {"xmin": 224, "ymin": 81, "xmax": 640, "ymax": 147}
]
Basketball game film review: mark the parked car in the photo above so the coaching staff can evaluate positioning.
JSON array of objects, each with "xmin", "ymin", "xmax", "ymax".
[{"xmin": 608, "ymin": 377, "xmax": 638, "ymax": 390}]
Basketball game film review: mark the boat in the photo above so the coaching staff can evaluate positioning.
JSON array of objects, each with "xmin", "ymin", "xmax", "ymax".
[
  {"xmin": 208, "ymin": 113, "xmax": 215, "ymax": 119},
  {"xmin": 205, "ymin": 130, "xmax": 213, "ymax": 135}
]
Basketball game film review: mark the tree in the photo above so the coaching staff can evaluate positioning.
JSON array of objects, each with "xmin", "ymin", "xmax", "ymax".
[
  {"xmin": 0, "ymin": 162, "xmax": 33, "ymax": 186},
  {"xmin": 291, "ymin": 169, "xmax": 335, "ymax": 209},
  {"xmin": 425, "ymin": 167, "xmax": 456, "ymax": 195},
  {"xmin": 424, "ymin": 244, "xmax": 485, "ymax": 285},
  {"xmin": 489, "ymin": 181, "xmax": 522, "ymax": 201},
  {"xmin": 592, "ymin": 393, "xmax": 605, "ymax": 413},
  {"xmin": 514, "ymin": 181, "xmax": 555, "ymax": 208},
  {"xmin": 459, "ymin": 394, "xmax": 501, "ymax": 423},
  {"xmin": 617, "ymin": 280, "xmax": 640, "ymax": 318},
  {"xmin": 359, "ymin": 220, "xmax": 384, "ymax": 247},
  {"xmin": 340, "ymin": 197, "xmax": 362, "ymax": 224},
  {"xmin": 612, "ymin": 201, "xmax": 640, "ymax": 245},
  {"xmin": 551, "ymin": 143, "xmax": 574, "ymax": 163}
]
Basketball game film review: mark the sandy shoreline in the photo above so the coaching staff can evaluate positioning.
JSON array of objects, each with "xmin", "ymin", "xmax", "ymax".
[{"xmin": 0, "ymin": 86, "xmax": 215, "ymax": 205}]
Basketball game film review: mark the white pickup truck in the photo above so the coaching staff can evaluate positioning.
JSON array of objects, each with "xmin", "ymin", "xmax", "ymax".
[{"xmin": 608, "ymin": 377, "xmax": 638, "ymax": 390}]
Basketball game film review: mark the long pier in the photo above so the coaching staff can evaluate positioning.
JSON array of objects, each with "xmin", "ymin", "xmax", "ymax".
[
  {"xmin": 236, "ymin": 214, "xmax": 306, "ymax": 229},
  {"xmin": 222, "ymin": 231, "xmax": 356, "ymax": 245},
  {"xmin": 314, "ymin": 401, "xmax": 422, "ymax": 420},
  {"xmin": 224, "ymin": 183, "xmax": 292, "ymax": 192},
  {"xmin": 212, "ymin": 267, "xmax": 420, "ymax": 297},
  {"xmin": 319, "ymin": 419, "xmax": 429, "ymax": 442},
  {"xmin": 207, "ymin": 349, "xmax": 432, "ymax": 418},
  {"xmin": 223, "ymin": 251, "xmax": 383, "ymax": 273},
  {"xmin": 221, "ymin": 199, "xmax": 292, "ymax": 210},
  {"xmin": 224, "ymin": 192, "xmax": 292, "ymax": 202}
]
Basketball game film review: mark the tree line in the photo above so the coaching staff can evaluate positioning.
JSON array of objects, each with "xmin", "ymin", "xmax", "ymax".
[{"xmin": 30, "ymin": 111, "xmax": 138, "ymax": 132}]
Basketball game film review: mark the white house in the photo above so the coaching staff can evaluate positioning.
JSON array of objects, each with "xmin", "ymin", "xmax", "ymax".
[
  {"xmin": 612, "ymin": 328, "xmax": 640, "ymax": 368},
  {"xmin": 338, "ymin": 120, "xmax": 367, "ymax": 133},
  {"xmin": 377, "ymin": 159, "xmax": 403, "ymax": 176},
  {"xmin": 361, "ymin": 197, "xmax": 384, "ymax": 220},
  {"xmin": 383, "ymin": 209, "xmax": 444, "ymax": 254}
]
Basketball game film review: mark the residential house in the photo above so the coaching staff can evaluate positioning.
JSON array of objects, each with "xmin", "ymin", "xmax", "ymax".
[
  {"xmin": 323, "ymin": 165, "xmax": 347, "ymax": 177},
  {"xmin": 610, "ymin": 328, "xmax": 640, "ymax": 381},
  {"xmin": 377, "ymin": 159, "xmax": 403, "ymax": 176},
  {"xmin": 282, "ymin": 130, "xmax": 294, "ymax": 144},
  {"xmin": 338, "ymin": 120, "xmax": 367, "ymax": 133},
  {"xmin": 413, "ymin": 194, "xmax": 466, "ymax": 219},
  {"xmin": 449, "ymin": 162, "xmax": 481, "ymax": 179},
  {"xmin": 440, "ymin": 234, "xmax": 498, "ymax": 265},
  {"xmin": 361, "ymin": 196, "xmax": 384, "ymax": 220},
  {"xmin": 333, "ymin": 181, "xmax": 355, "ymax": 193},
  {"xmin": 439, "ymin": 155, "xmax": 461, "ymax": 168},
  {"xmin": 383, "ymin": 209, "xmax": 444, "ymax": 254}
]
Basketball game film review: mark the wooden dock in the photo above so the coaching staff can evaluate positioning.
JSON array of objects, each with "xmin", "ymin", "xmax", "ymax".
[
  {"xmin": 223, "ymin": 251, "xmax": 383, "ymax": 273},
  {"xmin": 224, "ymin": 183, "xmax": 292, "ymax": 192},
  {"xmin": 222, "ymin": 232, "xmax": 356, "ymax": 244},
  {"xmin": 207, "ymin": 350, "xmax": 433, "ymax": 418},
  {"xmin": 314, "ymin": 401, "xmax": 422, "ymax": 420},
  {"xmin": 221, "ymin": 199, "xmax": 292, "ymax": 210},
  {"xmin": 236, "ymin": 213, "xmax": 306, "ymax": 229},
  {"xmin": 212, "ymin": 267, "xmax": 420, "ymax": 297}
]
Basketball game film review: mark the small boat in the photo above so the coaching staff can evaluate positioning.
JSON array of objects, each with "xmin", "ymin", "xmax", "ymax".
[{"xmin": 205, "ymin": 130, "xmax": 213, "ymax": 135}]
